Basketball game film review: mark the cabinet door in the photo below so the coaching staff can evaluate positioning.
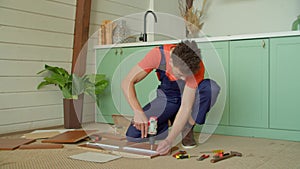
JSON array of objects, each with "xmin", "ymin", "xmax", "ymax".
[
  {"xmin": 96, "ymin": 48, "xmax": 121, "ymax": 123},
  {"xmin": 230, "ymin": 39, "xmax": 269, "ymax": 128},
  {"xmin": 198, "ymin": 41, "xmax": 229, "ymax": 125},
  {"xmin": 270, "ymin": 36, "xmax": 300, "ymax": 130}
]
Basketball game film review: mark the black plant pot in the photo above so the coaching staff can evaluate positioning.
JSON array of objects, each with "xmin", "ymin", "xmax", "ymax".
[{"xmin": 63, "ymin": 95, "xmax": 83, "ymax": 129}]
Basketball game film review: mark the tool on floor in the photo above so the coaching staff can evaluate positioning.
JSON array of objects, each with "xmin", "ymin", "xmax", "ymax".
[
  {"xmin": 213, "ymin": 152, "xmax": 224, "ymax": 159},
  {"xmin": 200, "ymin": 149, "xmax": 224, "ymax": 154},
  {"xmin": 210, "ymin": 151, "xmax": 242, "ymax": 163},
  {"xmin": 175, "ymin": 154, "xmax": 198, "ymax": 159},
  {"xmin": 197, "ymin": 154, "xmax": 210, "ymax": 161},
  {"xmin": 148, "ymin": 116, "xmax": 157, "ymax": 150},
  {"xmin": 172, "ymin": 150, "xmax": 187, "ymax": 158}
]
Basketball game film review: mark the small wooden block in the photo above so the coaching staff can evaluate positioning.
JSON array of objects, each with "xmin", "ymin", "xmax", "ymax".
[
  {"xmin": 0, "ymin": 138, "xmax": 35, "ymax": 150},
  {"xmin": 42, "ymin": 130, "xmax": 98, "ymax": 143},
  {"xmin": 19, "ymin": 143, "xmax": 64, "ymax": 149}
]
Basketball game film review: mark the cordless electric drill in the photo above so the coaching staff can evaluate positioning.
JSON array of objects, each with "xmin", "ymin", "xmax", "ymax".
[{"xmin": 148, "ymin": 116, "xmax": 157, "ymax": 150}]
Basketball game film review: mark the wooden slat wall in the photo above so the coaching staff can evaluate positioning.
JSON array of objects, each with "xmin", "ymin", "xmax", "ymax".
[
  {"xmin": 0, "ymin": 0, "xmax": 152, "ymax": 134},
  {"xmin": 0, "ymin": 0, "xmax": 77, "ymax": 134}
]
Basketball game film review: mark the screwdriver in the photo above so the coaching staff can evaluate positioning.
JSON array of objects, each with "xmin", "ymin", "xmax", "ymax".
[
  {"xmin": 197, "ymin": 154, "xmax": 210, "ymax": 161},
  {"xmin": 176, "ymin": 154, "xmax": 198, "ymax": 159}
]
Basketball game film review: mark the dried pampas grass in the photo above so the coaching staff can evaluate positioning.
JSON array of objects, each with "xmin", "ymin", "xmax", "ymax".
[{"xmin": 179, "ymin": 0, "xmax": 208, "ymax": 35}]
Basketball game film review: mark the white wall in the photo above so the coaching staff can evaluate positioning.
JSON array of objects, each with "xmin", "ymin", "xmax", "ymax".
[
  {"xmin": 0, "ymin": 0, "xmax": 77, "ymax": 134},
  {"xmin": 151, "ymin": 0, "xmax": 300, "ymax": 39},
  {"xmin": 189, "ymin": 0, "xmax": 300, "ymax": 36}
]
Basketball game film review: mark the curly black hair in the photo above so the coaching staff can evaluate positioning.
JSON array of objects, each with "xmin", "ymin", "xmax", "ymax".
[{"xmin": 171, "ymin": 40, "xmax": 202, "ymax": 75}]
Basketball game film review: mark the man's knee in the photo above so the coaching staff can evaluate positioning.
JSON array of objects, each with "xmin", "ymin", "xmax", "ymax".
[
  {"xmin": 192, "ymin": 79, "xmax": 220, "ymax": 124},
  {"xmin": 209, "ymin": 79, "xmax": 221, "ymax": 106},
  {"xmin": 126, "ymin": 125, "xmax": 142, "ymax": 142},
  {"xmin": 198, "ymin": 79, "xmax": 220, "ymax": 107}
]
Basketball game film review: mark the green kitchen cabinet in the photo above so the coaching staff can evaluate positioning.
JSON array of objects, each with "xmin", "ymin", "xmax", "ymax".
[
  {"xmin": 229, "ymin": 39, "xmax": 269, "ymax": 128},
  {"xmin": 96, "ymin": 48, "xmax": 122, "ymax": 123},
  {"xmin": 96, "ymin": 46, "xmax": 159, "ymax": 123},
  {"xmin": 197, "ymin": 41, "xmax": 229, "ymax": 125},
  {"xmin": 270, "ymin": 36, "xmax": 300, "ymax": 130}
]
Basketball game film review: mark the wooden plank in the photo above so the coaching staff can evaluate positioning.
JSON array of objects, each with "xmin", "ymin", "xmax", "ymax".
[
  {"xmin": 0, "ymin": 105, "xmax": 63, "ymax": 125},
  {"xmin": 71, "ymin": 0, "xmax": 91, "ymax": 76},
  {"xmin": 0, "ymin": 99, "xmax": 96, "ymax": 125},
  {"xmin": 0, "ymin": 91, "xmax": 62, "ymax": 109},
  {"xmin": 47, "ymin": 0, "xmax": 77, "ymax": 6},
  {"xmin": 1, "ymin": 27, "xmax": 73, "ymax": 48},
  {"xmin": 0, "ymin": 138, "xmax": 35, "ymax": 150},
  {"xmin": 19, "ymin": 143, "xmax": 64, "ymax": 149},
  {"xmin": 41, "ymin": 130, "xmax": 97, "ymax": 143},
  {"xmin": 0, "ymin": 26, "xmax": 73, "ymax": 48},
  {"xmin": 0, "ymin": 119, "xmax": 63, "ymax": 135},
  {"xmin": 0, "ymin": 77, "xmax": 97, "ymax": 94},
  {"xmin": 0, "ymin": 43, "xmax": 72, "ymax": 62},
  {"xmin": 91, "ymin": 0, "xmax": 146, "ymax": 15},
  {"xmin": 0, "ymin": 0, "xmax": 76, "ymax": 20},
  {"xmin": 0, "ymin": 77, "xmax": 50, "ymax": 93},
  {"xmin": 0, "ymin": 60, "xmax": 70, "ymax": 76},
  {"xmin": 0, "ymin": 7, "xmax": 74, "ymax": 34},
  {"xmin": 0, "ymin": 77, "xmax": 100, "ymax": 94}
]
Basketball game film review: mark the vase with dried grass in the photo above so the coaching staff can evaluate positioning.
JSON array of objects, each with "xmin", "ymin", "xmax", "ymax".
[{"xmin": 179, "ymin": 0, "xmax": 208, "ymax": 38}]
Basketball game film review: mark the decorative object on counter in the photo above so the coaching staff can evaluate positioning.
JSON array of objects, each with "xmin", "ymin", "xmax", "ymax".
[
  {"xmin": 37, "ymin": 64, "xmax": 109, "ymax": 129},
  {"xmin": 178, "ymin": 0, "xmax": 209, "ymax": 38},
  {"xmin": 292, "ymin": 15, "xmax": 300, "ymax": 31},
  {"xmin": 99, "ymin": 20, "xmax": 116, "ymax": 45},
  {"xmin": 113, "ymin": 19, "xmax": 129, "ymax": 44}
]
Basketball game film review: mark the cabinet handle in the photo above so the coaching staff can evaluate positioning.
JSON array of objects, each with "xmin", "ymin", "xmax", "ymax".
[
  {"xmin": 262, "ymin": 40, "xmax": 266, "ymax": 48},
  {"xmin": 120, "ymin": 48, "xmax": 123, "ymax": 55},
  {"xmin": 115, "ymin": 49, "xmax": 118, "ymax": 55}
]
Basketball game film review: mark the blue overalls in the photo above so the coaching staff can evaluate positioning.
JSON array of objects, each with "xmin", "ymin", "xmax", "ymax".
[{"xmin": 126, "ymin": 45, "xmax": 220, "ymax": 142}]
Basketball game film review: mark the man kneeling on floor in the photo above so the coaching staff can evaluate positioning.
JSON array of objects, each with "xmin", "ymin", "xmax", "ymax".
[{"xmin": 121, "ymin": 40, "xmax": 220, "ymax": 155}]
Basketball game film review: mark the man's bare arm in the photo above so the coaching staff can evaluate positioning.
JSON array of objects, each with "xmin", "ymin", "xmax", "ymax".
[{"xmin": 121, "ymin": 65, "xmax": 149, "ymax": 138}]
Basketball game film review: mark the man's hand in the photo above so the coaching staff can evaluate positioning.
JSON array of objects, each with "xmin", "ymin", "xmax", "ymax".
[
  {"xmin": 133, "ymin": 113, "xmax": 148, "ymax": 138},
  {"xmin": 156, "ymin": 139, "xmax": 172, "ymax": 155}
]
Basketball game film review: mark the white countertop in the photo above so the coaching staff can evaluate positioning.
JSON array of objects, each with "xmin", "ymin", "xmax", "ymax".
[{"xmin": 94, "ymin": 31, "xmax": 300, "ymax": 49}]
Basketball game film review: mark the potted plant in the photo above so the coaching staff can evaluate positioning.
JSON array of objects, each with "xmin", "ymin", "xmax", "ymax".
[{"xmin": 37, "ymin": 64, "xmax": 109, "ymax": 129}]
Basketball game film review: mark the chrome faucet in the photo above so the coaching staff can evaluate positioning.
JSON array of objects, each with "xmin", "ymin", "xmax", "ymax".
[{"xmin": 139, "ymin": 10, "xmax": 157, "ymax": 42}]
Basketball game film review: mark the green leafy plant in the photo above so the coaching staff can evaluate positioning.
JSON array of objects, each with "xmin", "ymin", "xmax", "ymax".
[{"xmin": 37, "ymin": 64, "xmax": 109, "ymax": 100}]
